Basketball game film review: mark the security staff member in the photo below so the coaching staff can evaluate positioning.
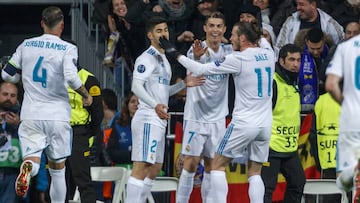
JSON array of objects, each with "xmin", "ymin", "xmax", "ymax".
[
  {"xmin": 66, "ymin": 67, "xmax": 103, "ymax": 203},
  {"xmin": 310, "ymin": 93, "xmax": 340, "ymax": 174},
  {"xmin": 261, "ymin": 44, "xmax": 306, "ymax": 203}
]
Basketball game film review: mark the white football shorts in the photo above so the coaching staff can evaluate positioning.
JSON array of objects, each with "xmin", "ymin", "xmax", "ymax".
[
  {"xmin": 336, "ymin": 131, "xmax": 360, "ymax": 172},
  {"xmin": 18, "ymin": 120, "xmax": 72, "ymax": 161},
  {"xmin": 181, "ymin": 119, "xmax": 225, "ymax": 158},
  {"xmin": 217, "ymin": 123, "xmax": 271, "ymax": 163},
  {"xmin": 131, "ymin": 120, "xmax": 166, "ymax": 164}
]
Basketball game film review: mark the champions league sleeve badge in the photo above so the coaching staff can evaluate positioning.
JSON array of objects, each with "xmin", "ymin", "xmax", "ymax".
[{"xmin": 137, "ymin": 64, "xmax": 146, "ymax": 73}]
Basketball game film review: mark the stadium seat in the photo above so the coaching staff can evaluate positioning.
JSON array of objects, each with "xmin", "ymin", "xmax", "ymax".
[
  {"xmin": 301, "ymin": 179, "xmax": 348, "ymax": 203},
  {"xmin": 70, "ymin": 166, "xmax": 128, "ymax": 203},
  {"xmin": 147, "ymin": 176, "xmax": 179, "ymax": 203}
]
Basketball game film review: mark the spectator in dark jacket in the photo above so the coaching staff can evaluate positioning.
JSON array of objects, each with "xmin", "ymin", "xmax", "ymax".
[{"xmin": 107, "ymin": 92, "xmax": 138, "ymax": 165}]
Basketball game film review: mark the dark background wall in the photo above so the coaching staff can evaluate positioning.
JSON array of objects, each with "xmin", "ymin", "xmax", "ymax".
[{"xmin": 0, "ymin": 4, "xmax": 72, "ymax": 57}]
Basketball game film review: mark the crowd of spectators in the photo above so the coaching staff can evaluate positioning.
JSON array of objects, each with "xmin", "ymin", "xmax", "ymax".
[
  {"xmin": 96, "ymin": 0, "xmax": 359, "ymax": 102},
  {"xmin": 0, "ymin": 0, "xmax": 359, "ymax": 202}
]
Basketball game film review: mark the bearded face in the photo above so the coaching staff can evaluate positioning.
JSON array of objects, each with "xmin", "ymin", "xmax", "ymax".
[{"xmin": 0, "ymin": 83, "xmax": 18, "ymax": 110}]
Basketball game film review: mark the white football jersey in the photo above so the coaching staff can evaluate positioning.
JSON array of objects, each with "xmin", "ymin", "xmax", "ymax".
[
  {"xmin": 185, "ymin": 41, "xmax": 233, "ymax": 122},
  {"xmin": 132, "ymin": 46, "xmax": 172, "ymax": 128},
  {"xmin": 326, "ymin": 35, "xmax": 360, "ymax": 131},
  {"xmin": 9, "ymin": 34, "xmax": 82, "ymax": 121},
  {"xmin": 179, "ymin": 46, "xmax": 275, "ymax": 127}
]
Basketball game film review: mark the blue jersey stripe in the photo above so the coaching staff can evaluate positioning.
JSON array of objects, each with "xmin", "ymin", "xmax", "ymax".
[
  {"xmin": 142, "ymin": 123, "xmax": 150, "ymax": 161},
  {"xmin": 217, "ymin": 123, "xmax": 234, "ymax": 155}
]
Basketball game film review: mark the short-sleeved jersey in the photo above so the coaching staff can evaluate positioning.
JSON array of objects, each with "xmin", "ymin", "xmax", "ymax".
[
  {"xmin": 132, "ymin": 46, "xmax": 172, "ymax": 128},
  {"xmin": 326, "ymin": 35, "xmax": 360, "ymax": 131},
  {"xmin": 185, "ymin": 42, "xmax": 233, "ymax": 122},
  {"xmin": 9, "ymin": 34, "xmax": 82, "ymax": 121},
  {"xmin": 179, "ymin": 46, "xmax": 275, "ymax": 127}
]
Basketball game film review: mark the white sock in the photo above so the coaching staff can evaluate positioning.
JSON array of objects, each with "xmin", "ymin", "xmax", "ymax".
[
  {"xmin": 140, "ymin": 177, "xmax": 154, "ymax": 203},
  {"xmin": 201, "ymin": 172, "xmax": 210, "ymax": 202},
  {"xmin": 126, "ymin": 176, "xmax": 144, "ymax": 202},
  {"xmin": 337, "ymin": 167, "xmax": 355, "ymax": 191},
  {"xmin": 177, "ymin": 169, "xmax": 195, "ymax": 203},
  {"xmin": 248, "ymin": 175, "xmax": 264, "ymax": 203},
  {"xmin": 206, "ymin": 170, "xmax": 227, "ymax": 203},
  {"xmin": 48, "ymin": 167, "xmax": 66, "ymax": 203}
]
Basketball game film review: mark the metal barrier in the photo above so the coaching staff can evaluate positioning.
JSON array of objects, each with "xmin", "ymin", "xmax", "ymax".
[{"xmin": 70, "ymin": 0, "xmax": 125, "ymax": 105}]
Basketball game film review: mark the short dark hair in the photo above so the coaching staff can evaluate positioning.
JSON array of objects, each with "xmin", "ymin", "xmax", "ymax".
[
  {"xmin": 205, "ymin": 11, "xmax": 226, "ymax": 25},
  {"xmin": 233, "ymin": 21, "xmax": 261, "ymax": 44},
  {"xmin": 102, "ymin": 88, "xmax": 118, "ymax": 111},
  {"xmin": 145, "ymin": 16, "xmax": 167, "ymax": 33},
  {"xmin": 305, "ymin": 27, "xmax": 324, "ymax": 43},
  {"xmin": 42, "ymin": 6, "xmax": 64, "ymax": 28},
  {"xmin": 278, "ymin": 44, "xmax": 302, "ymax": 62}
]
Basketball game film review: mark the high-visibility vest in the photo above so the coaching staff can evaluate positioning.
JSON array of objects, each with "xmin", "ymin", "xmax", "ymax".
[
  {"xmin": 68, "ymin": 69, "xmax": 94, "ymax": 126},
  {"xmin": 314, "ymin": 93, "xmax": 340, "ymax": 169},
  {"xmin": 270, "ymin": 73, "xmax": 301, "ymax": 153}
]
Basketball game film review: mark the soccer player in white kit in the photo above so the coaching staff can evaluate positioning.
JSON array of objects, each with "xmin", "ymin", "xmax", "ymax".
[
  {"xmin": 1, "ymin": 6, "xmax": 93, "ymax": 203},
  {"xmin": 325, "ymin": 33, "xmax": 360, "ymax": 201},
  {"xmin": 125, "ymin": 16, "xmax": 204, "ymax": 203},
  {"xmin": 176, "ymin": 11, "xmax": 233, "ymax": 203},
  {"xmin": 160, "ymin": 21, "xmax": 275, "ymax": 203}
]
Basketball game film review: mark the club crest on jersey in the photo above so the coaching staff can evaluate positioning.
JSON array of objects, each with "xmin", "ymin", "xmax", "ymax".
[
  {"xmin": 214, "ymin": 56, "xmax": 225, "ymax": 67},
  {"xmin": 137, "ymin": 64, "xmax": 146, "ymax": 73},
  {"xmin": 185, "ymin": 144, "xmax": 190, "ymax": 152}
]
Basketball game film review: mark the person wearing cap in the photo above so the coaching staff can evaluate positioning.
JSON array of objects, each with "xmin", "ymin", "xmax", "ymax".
[
  {"xmin": 262, "ymin": 22, "xmax": 279, "ymax": 58},
  {"xmin": 262, "ymin": 23, "xmax": 276, "ymax": 47},
  {"xmin": 188, "ymin": 0, "xmax": 217, "ymax": 41},
  {"xmin": 237, "ymin": 3, "xmax": 262, "ymax": 25}
]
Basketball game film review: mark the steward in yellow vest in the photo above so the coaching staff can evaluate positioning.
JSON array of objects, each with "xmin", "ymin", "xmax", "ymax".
[
  {"xmin": 261, "ymin": 44, "xmax": 305, "ymax": 203},
  {"xmin": 66, "ymin": 67, "xmax": 104, "ymax": 203},
  {"xmin": 309, "ymin": 93, "xmax": 340, "ymax": 178}
]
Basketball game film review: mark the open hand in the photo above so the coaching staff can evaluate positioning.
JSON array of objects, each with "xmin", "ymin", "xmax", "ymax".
[
  {"xmin": 185, "ymin": 72, "xmax": 205, "ymax": 87},
  {"xmin": 192, "ymin": 39, "xmax": 208, "ymax": 60}
]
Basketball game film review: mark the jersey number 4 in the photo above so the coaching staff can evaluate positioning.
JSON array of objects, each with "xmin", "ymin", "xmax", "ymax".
[
  {"xmin": 32, "ymin": 56, "xmax": 47, "ymax": 88},
  {"xmin": 254, "ymin": 67, "xmax": 272, "ymax": 97}
]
